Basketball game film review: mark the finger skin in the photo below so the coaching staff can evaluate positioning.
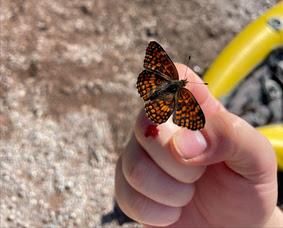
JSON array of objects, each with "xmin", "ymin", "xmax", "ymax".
[
  {"xmin": 122, "ymin": 136, "xmax": 195, "ymax": 207},
  {"xmin": 115, "ymin": 157, "xmax": 181, "ymax": 226}
]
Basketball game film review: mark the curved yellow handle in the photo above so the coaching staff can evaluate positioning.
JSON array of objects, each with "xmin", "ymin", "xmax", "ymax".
[
  {"xmin": 203, "ymin": 2, "xmax": 283, "ymax": 98},
  {"xmin": 257, "ymin": 124, "xmax": 283, "ymax": 170},
  {"xmin": 203, "ymin": 2, "xmax": 283, "ymax": 170}
]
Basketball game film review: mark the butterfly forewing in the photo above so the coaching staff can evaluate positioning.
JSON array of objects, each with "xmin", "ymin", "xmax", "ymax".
[
  {"xmin": 136, "ymin": 70, "xmax": 168, "ymax": 101},
  {"xmin": 173, "ymin": 88, "xmax": 205, "ymax": 130},
  {"xmin": 145, "ymin": 92, "xmax": 175, "ymax": 124},
  {"xmin": 144, "ymin": 41, "xmax": 179, "ymax": 80}
]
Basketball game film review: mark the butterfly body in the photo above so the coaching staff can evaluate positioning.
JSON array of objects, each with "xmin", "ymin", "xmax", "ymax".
[
  {"xmin": 149, "ymin": 79, "xmax": 187, "ymax": 100},
  {"xmin": 136, "ymin": 41, "xmax": 205, "ymax": 130}
]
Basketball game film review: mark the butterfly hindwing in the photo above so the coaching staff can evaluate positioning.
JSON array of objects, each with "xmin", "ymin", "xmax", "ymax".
[
  {"xmin": 144, "ymin": 41, "xmax": 179, "ymax": 80},
  {"xmin": 173, "ymin": 88, "xmax": 205, "ymax": 130},
  {"xmin": 145, "ymin": 92, "xmax": 175, "ymax": 124}
]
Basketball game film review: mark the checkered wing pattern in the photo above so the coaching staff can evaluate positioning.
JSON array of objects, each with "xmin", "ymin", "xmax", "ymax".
[
  {"xmin": 173, "ymin": 88, "xmax": 205, "ymax": 130},
  {"xmin": 145, "ymin": 92, "xmax": 175, "ymax": 124},
  {"xmin": 136, "ymin": 70, "xmax": 168, "ymax": 101},
  {"xmin": 144, "ymin": 41, "xmax": 179, "ymax": 80}
]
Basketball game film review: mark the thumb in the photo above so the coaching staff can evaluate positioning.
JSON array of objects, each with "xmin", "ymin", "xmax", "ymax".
[{"xmin": 171, "ymin": 110, "xmax": 277, "ymax": 182}]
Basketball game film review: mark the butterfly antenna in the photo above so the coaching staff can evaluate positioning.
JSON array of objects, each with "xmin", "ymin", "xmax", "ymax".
[
  {"xmin": 184, "ymin": 56, "xmax": 191, "ymax": 81},
  {"xmin": 189, "ymin": 81, "xmax": 208, "ymax": 85},
  {"xmin": 184, "ymin": 55, "xmax": 208, "ymax": 85}
]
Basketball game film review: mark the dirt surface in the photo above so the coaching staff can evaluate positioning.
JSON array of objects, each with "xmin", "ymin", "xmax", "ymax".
[{"xmin": 0, "ymin": 0, "xmax": 279, "ymax": 227}]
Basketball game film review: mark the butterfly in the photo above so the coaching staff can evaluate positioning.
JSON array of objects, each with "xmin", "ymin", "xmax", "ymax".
[{"xmin": 136, "ymin": 41, "xmax": 205, "ymax": 130}]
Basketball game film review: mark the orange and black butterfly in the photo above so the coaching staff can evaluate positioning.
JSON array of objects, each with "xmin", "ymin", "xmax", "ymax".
[{"xmin": 136, "ymin": 41, "xmax": 205, "ymax": 130}]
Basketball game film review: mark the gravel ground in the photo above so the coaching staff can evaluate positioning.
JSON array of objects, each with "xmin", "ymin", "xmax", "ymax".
[
  {"xmin": 225, "ymin": 48, "xmax": 283, "ymax": 127},
  {"xmin": 0, "ymin": 0, "xmax": 280, "ymax": 227}
]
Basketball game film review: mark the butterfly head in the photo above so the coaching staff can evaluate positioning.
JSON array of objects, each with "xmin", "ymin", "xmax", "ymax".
[{"xmin": 180, "ymin": 79, "xmax": 188, "ymax": 87}]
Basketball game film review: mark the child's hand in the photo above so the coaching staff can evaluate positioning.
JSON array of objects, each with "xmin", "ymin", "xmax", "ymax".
[{"xmin": 115, "ymin": 64, "xmax": 282, "ymax": 227}]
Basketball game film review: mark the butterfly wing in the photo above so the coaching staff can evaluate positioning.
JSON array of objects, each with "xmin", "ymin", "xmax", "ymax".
[
  {"xmin": 173, "ymin": 88, "xmax": 205, "ymax": 130},
  {"xmin": 145, "ymin": 92, "xmax": 175, "ymax": 124},
  {"xmin": 144, "ymin": 41, "xmax": 179, "ymax": 80},
  {"xmin": 136, "ymin": 70, "xmax": 169, "ymax": 101}
]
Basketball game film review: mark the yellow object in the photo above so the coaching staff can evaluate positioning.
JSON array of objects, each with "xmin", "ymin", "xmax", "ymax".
[
  {"xmin": 203, "ymin": 2, "xmax": 283, "ymax": 98},
  {"xmin": 257, "ymin": 124, "xmax": 283, "ymax": 170},
  {"xmin": 203, "ymin": 2, "xmax": 283, "ymax": 170}
]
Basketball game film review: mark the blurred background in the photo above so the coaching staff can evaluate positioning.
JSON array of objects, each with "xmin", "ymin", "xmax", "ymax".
[{"xmin": 0, "ymin": 0, "xmax": 282, "ymax": 227}]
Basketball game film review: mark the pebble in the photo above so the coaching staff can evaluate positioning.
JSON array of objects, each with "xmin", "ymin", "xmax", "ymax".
[{"xmin": 7, "ymin": 214, "xmax": 15, "ymax": 222}]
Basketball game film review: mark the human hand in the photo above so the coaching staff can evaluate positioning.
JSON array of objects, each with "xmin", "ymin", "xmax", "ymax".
[{"xmin": 115, "ymin": 64, "xmax": 282, "ymax": 227}]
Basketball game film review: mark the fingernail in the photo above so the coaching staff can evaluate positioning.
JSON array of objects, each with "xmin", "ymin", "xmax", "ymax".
[{"xmin": 173, "ymin": 130, "xmax": 207, "ymax": 159}]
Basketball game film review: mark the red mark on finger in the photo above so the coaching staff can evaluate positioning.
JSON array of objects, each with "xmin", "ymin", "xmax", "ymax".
[{"xmin": 145, "ymin": 124, "xmax": 159, "ymax": 138}]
